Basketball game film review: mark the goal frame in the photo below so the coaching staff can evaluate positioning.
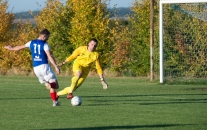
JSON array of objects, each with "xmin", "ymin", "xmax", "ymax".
[{"xmin": 159, "ymin": 0, "xmax": 207, "ymax": 83}]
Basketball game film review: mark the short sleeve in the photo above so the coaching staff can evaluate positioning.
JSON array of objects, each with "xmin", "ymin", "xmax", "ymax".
[
  {"xmin": 44, "ymin": 43, "xmax": 50, "ymax": 51},
  {"xmin": 25, "ymin": 41, "xmax": 32, "ymax": 48}
]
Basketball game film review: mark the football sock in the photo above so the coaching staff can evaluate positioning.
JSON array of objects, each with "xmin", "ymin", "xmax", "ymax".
[
  {"xmin": 76, "ymin": 77, "xmax": 84, "ymax": 88},
  {"xmin": 50, "ymin": 92, "xmax": 57, "ymax": 101},
  {"xmin": 57, "ymin": 87, "xmax": 70, "ymax": 96},
  {"xmin": 56, "ymin": 76, "xmax": 79, "ymax": 96},
  {"xmin": 56, "ymin": 92, "xmax": 59, "ymax": 100},
  {"xmin": 69, "ymin": 76, "xmax": 79, "ymax": 93}
]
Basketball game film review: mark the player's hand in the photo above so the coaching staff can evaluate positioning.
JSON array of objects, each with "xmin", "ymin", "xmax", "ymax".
[
  {"xmin": 58, "ymin": 63, "xmax": 63, "ymax": 67},
  {"xmin": 101, "ymin": 80, "xmax": 108, "ymax": 90},
  {"xmin": 55, "ymin": 66, "xmax": 60, "ymax": 74},
  {"xmin": 58, "ymin": 61, "xmax": 65, "ymax": 67}
]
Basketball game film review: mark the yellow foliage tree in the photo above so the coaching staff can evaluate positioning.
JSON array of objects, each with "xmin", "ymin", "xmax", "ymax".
[
  {"xmin": 0, "ymin": 0, "xmax": 14, "ymax": 41},
  {"xmin": 0, "ymin": 0, "xmax": 14, "ymax": 74},
  {"xmin": 34, "ymin": 0, "xmax": 63, "ymax": 29},
  {"xmin": 68, "ymin": 0, "xmax": 113, "ymax": 69},
  {"xmin": 69, "ymin": 0, "xmax": 111, "ymax": 48},
  {"xmin": 0, "ymin": 1, "xmax": 39, "ymax": 75},
  {"xmin": 35, "ymin": 0, "xmax": 113, "ymax": 70},
  {"xmin": 34, "ymin": 0, "xmax": 74, "ymax": 62},
  {"xmin": 1, "ymin": 21, "xmax": 39, "ymax": 75}
]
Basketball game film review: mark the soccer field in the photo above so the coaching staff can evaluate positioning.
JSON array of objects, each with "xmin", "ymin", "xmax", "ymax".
[{"xmin": 0, "ymin": 75, "xmax": 206, "ymax": 130}]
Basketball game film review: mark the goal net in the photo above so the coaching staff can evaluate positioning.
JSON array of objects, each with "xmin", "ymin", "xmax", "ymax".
[{"xmin": 159, "ymin": 0, "xmax": 207, "ymax": 83}]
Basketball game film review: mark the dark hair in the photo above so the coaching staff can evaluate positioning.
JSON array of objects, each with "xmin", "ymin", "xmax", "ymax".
[
  {"xmin": 89, "ymin": 38, "xmax": 98, "ymax": 44},
  {"xmin": 39, "ymin": 29, "xmax": 50, "ymax": 36}
]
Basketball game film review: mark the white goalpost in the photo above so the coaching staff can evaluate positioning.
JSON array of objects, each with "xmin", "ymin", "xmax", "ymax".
[{"xmin": 159, "ymin": 0, "xmax": 207, "ymax": 83}]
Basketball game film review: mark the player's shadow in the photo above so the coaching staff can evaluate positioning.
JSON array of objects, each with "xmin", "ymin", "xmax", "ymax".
[
  {"xmin": 0, "ymin": 97, "xmax": 51, "ymax": 100},
  {"xmin": 81, "ymin": 94, "xmax": 207, "ymax": 106},
  {"xmin": 41, "ymin": 123, "xmax": 196, "ymax": 130}
]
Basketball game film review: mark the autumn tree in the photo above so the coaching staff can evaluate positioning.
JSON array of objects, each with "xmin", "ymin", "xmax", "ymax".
[
  {"xmin": 162, "ymin": 4, "xmax": 207, "ymax": 78},
  {"xmin": 1, "ymin": 20, "xmax": 39, "ymax": 75},
  {"xmin": 34, "ymin": 0, "xmax": 73, "ymax": 62},
  {"xmin": 0, "ymin": 0, "xmax": 14, "ymax": 74},
  {"xmin": 128, "ymin": 0, "xmax": 159, "ymax": 76},
  {"xmin": 35, "ymin": 0, "xmax": 113, "ymax": 70},
  {"xmin": 110, "ymin": 19, "xmax": 131, "ymax": 76},
  {"xmin": 68, "ymin": 0, "xmax": 113, "ymax": 69},
  {"xmin": 0, "ymin": 0, "xmax": 14, "ymax": 41}
]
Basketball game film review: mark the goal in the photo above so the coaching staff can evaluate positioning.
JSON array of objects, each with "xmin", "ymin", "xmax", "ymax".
[{"xmin": 159, "ymin": 0, "xmax": 207, "ymax": 83}]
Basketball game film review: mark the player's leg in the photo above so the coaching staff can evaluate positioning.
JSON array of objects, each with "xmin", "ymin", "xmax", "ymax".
[
  {"xmin": 35, "ymin": 64, "xmax": 60, "ymax": 106},
  {"xmin": 45, "ymin": 79, "xmax": 60, "ymax": 106},
  {"xmin": 65, "ymin": 67, "xmax": 89, "ymax": 99},
  {"xmin": 69, "ymin": 62, "xmax": 82, "ymax": 92},
  {"xmin": 68, "ymin": 71, "xmax": 81, "ymax": 92},
  {"xmin": 64, "ymin": 75, "xmax": 85, "ymax": 99},
  {"xmin": 46, "ymin": 74, "xmax": 60, "ymax": 106},
  {"xmin": 73, "ymin": 67, "xmax": 90, "ymax": 91},
  {"xmin": 60, "ymin": 74, "xmax": 81, "ymax": 99},
  {"xmin": 66, "ymin": 62, "xmax": 85, "ymax": 99},
  {"xmin": 57, "ymin": 62, "xmax": 82, "ymax": 98}
]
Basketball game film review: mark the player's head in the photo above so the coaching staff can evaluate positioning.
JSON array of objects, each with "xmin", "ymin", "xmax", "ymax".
[
  {"xmin": 88, "ymin": 38, "xmax": 98, "ymax": 52},
  {"xmin": 39, "ymin": 29, "xmax": 50, "ymax": 42}
]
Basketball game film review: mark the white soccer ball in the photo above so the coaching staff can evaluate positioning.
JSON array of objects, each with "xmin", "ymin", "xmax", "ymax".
[{"xmin": 71, "ymin": 96, "xmax": 82, "ymax": 106}]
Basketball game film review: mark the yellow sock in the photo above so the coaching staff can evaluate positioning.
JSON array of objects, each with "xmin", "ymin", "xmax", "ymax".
[
  {"xmin": 57, "ymin": 87, "xmax": 70, "ymax": 96},
  {"xmin": 69, "ymin": 76, "xmax": 79, "ymax": 93},
  {"xmin": 57, "ymin": 76, "xmax": 79, "ymax": 96}
]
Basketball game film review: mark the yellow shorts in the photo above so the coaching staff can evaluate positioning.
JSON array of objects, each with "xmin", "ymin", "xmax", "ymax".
[{"xmin": 73, "ymin": 61, "xmax": 90, "ymax": 75}]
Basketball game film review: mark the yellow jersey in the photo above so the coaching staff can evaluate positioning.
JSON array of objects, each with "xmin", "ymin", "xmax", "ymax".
[{"xmin": 65, "ymin": 46, "xmax": 103, "ymax": 74}]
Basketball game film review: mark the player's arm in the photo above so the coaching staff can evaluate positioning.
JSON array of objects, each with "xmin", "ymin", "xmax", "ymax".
[
  {"xmin": 96, "ymin": 58, "xmax": 108, "ymax": 89},
  {"xmin": 45, "ymin": 50, "xmax": 60, "ymax": 75},
  {"xmin": 58, "ymin": 47, "xmax": 81, "ymax": 67},
  {"xmin": 99, "ymin": 74, "xmax": 108, "ymax": 89},
  {"xmin": 4, "ymin": 45, "xmax": 26, "ymax": 51}
]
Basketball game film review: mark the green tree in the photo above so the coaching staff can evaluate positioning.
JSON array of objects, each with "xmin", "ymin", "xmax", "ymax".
[
  {"xmin": 34, "ymin": 0, "xmax": 73, "ymax": 62},
  {"xmin": 163, "ymin": 4, "xmax": 207, "ymax": 78},
  {"xmin": 128, "ymin": 0, "xmax": 159, "ymax": 76},
  {"xmin": 35, "ymin": 0, "xmax": 113, "ymax": 70},
  {"xmin": 68, "ymin": 0, "xmax": 113, "ymax": 69}
]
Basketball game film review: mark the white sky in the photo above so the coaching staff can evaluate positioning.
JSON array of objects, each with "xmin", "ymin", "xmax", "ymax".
[{"xmin": 7, "ymin": 0, "xmax": 134, "ymax": 13}]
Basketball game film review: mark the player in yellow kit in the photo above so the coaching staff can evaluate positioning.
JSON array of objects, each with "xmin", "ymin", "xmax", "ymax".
[{"xmin": 57, "ymin": 38, "xmax": 108, "ymax": 99}]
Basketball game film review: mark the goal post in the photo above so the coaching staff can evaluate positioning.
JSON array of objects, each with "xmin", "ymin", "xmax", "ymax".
[{"xmin": 159, "ymin": 0, "xmax": 207, "ymax": 83}]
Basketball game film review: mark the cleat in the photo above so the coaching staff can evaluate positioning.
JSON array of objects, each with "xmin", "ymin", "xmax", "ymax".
[
  {"xmin": 101, "ymin": 81, "xmax": 108, "ymax": 90},
  {"xmin": 53, "ymin": 101, "xmax": 60, "ymax": 106},
  {"xmin": 67, "ymin": 93, "xmax": 73, "ymax": 99}
]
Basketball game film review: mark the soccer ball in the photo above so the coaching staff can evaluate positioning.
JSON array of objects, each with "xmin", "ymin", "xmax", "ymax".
[{"xmin": 71, "ymin": 96, "xmax": 82, "ymax": 106}]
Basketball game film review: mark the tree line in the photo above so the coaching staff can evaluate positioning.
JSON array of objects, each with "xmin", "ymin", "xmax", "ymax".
[
  {"xmin": 15, "ymin": 7, "xmax": 134, "ymax": 19},
  {"xmin": 0, "ymin": 0, "xmax": 158, "ymax": 77},
  {"xmin": 5, "ymin": 0, "xmax": 206, "ymax": 79}
]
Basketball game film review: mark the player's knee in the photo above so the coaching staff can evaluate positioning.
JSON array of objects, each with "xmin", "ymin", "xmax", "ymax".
[
  {"xmin": 50, "ymin": 82, "xmax": 58, "ymax": 89},
  {"xmin": 45, "ymin": 82, "xmax": 51, "ymax": 90},
  {"xmin": 76, "ymin": 71, "xmax": 82, "ymax": 77}
]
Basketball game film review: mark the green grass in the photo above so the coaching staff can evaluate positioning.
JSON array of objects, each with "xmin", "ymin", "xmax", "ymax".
[{"xmin": 0, "ymin": 75, "xmax": 207, "ymax": 130}]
